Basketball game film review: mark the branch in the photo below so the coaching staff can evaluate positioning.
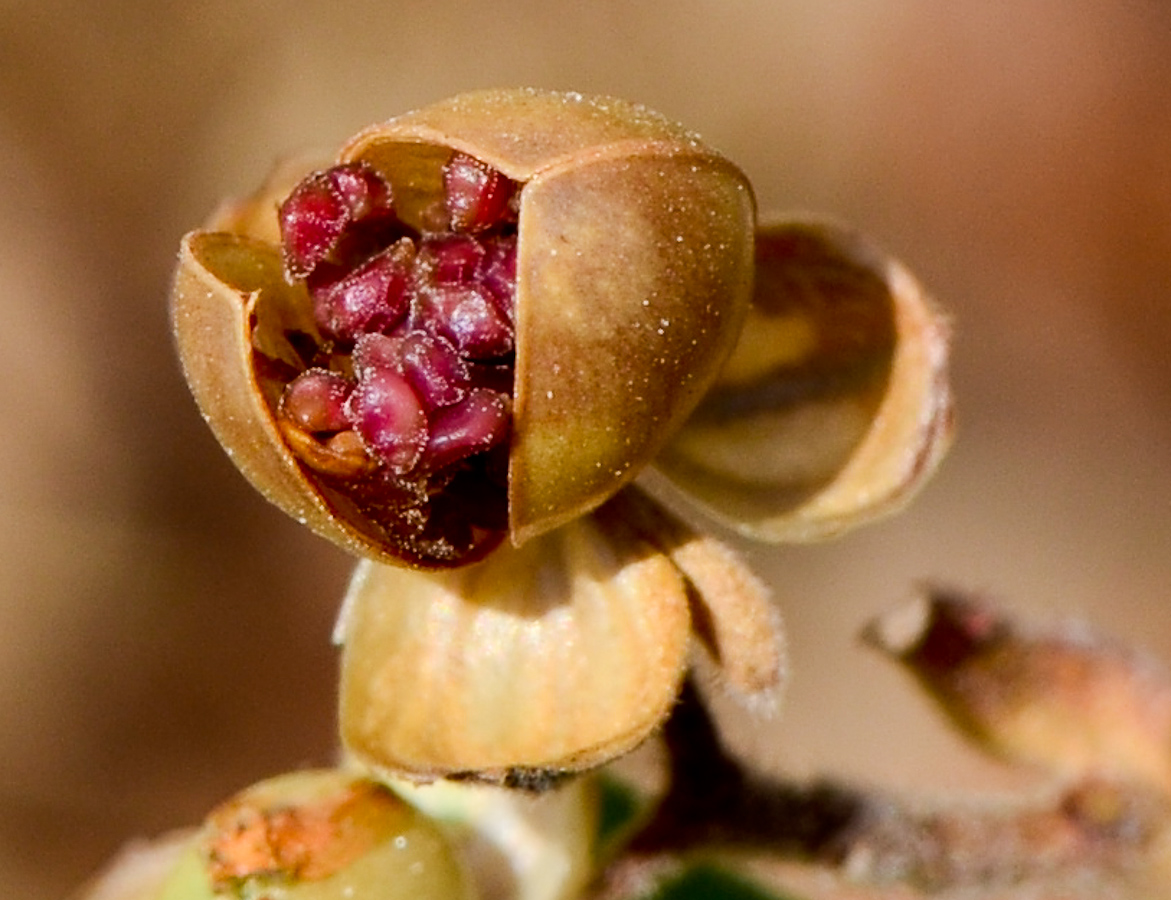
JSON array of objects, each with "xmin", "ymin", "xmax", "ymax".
[{"xmin": 593, "ymin": 588, "xmax": 1171, "ymax": 899}]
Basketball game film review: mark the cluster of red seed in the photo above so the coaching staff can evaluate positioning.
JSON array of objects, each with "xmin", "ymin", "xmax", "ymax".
[{"xmin": 275, "ymin": 153, "xmax": 520, "ymax": 562}]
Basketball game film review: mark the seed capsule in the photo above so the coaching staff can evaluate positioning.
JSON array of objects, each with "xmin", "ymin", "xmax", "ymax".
[
  {"xmin": 645, "ymin": 217, "xmax": 952, "ymax": 542},
  {"xmin": 172, "ymin": 89, "xmax": 755, "ymax": 568},
  {"xmin": 336, "ymin": 496, "xmax": 693, "ymax": 782}
]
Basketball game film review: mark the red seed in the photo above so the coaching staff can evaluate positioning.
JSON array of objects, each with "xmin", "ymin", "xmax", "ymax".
[
  {"xmin": 478, "ymin": 234, "xmax": 517, "ymax": 324},
  {"xmin": 279, "ymin": 369, "xmax": 353, "ymax": 433},
  {"xmin": 443, "ymin": 152, "xmax": 516, "ymax": 233},
  {"xmin": 424, "ymin": 390, "xmax": 511, "ymax": 472},
  {"xmin": 351, "ymin": 333, "xmax": 402, "ymax": 378},
  {"xmin": 276, "ymin": 155, "xmax": 520, "ymax": 561},
  {"xmin": 413, "ymin": 283, "xmax": 514, "ymax": 360},
  {"xmin": 280, "ymin": 172, "xmax": 350, "ymax": 278},
  {"xmin": 310, "ymin": 240, "xmax": 413, "ymax": 342},
  {"xmin": 397, "ymin": 331, "xmax": 470, "ymax": 408},
  {"xmin": 346, "ymin": 369, "xmax": 428, "ymax": 474},
  {"xmin": 279, "ymin": 164, "xmax": 397, "ymax": 279},
  {"xmin": 331, "ymin": 163, "xmax": 393, "ymax": 220},
  {"xmin": 419, "ymin": 234, "xmax": 485, "ymax": 285},
  {"xmin": 352, "ymin": 331, "xmax": 470, "ymax": 409}
]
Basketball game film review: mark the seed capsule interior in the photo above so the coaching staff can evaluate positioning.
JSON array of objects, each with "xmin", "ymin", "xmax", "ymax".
[{"xmin": 273, "ymin": 155, "xmax": 521, "ymax": 565}]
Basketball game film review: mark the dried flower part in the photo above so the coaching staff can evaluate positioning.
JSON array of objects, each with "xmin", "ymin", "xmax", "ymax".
[
  {"xmin": 865, "ymin": 586, "xmax": 1171, "ymax": 793},
  {"xmin": 150, "ymin": 770, "xmax": 474, "ymax": 900},
  {"xmin": 336, "ymin": 494, "xmax": 692, "ymax": 782},
  {"xmin": 172, "ymin": 89, "xmax": 754, "ymax": 568},
  {"xmin": 606, "ymin": 488, "xmax": 786, "ymax": 709},
  {"xmin": 646, "ymin": 218, "xmax": 952, "ymax": 542}
]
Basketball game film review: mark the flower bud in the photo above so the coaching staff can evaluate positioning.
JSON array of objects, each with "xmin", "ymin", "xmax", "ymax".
[{"xmin": 172, "ymin": 89, "xmax": 755, "ymax": 568}]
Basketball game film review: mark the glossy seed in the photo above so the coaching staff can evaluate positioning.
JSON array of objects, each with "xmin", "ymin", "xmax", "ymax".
[
  {"xmin": 395, "ymin": 331, "xmax": 470, "ymax": 408},
  {"xmin": 347, "ymin": 369, "xmax": 429, "ymax": 474},
  {"xmin": 280, "ymin": 369, "xmax": 353, "ymax": 433},
  {"xmin": 309, "ymin": 239, "xmax": 414, "ymax": 343},
  {"xmin": 412, "ymin": 283, "xmax": 514, "ymax": 360},
  {"xmin": 279, "ymin": 163, "xmax": 397, "ymax": 278},
  {"xmin": 425, "ymin": 389, "xmax": 511, "ymax": 472},
  {"xmin": 268, "ymin": 152, "xmax": 521, "ymax": 560},
  {"xmin": 443, "ymin": 151, "xmax": 516, "ymax": 233}
]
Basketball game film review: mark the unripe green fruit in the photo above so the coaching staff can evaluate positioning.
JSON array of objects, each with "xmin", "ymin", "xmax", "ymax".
[{"xmin": 154, "ymin": 770, "xmax": 474, "ymax": 900}]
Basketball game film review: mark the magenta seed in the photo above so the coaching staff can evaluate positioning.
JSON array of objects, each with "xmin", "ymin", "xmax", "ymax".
[
  {"xmin": 310, "ymin": 240, "xmax": 413, "ymax": 343},
  {"xmin": 346, "ymin": 369, "xmax": 429, "ymax": 474},
  {"xmin": 478, "ymin": 234, "xmax": 517, "ymax": 323},
  {"xmin": 418, "ymin": 234, "xmax": 484, "ymax": 285},
  {"xmin": 331, "ymin": 163, "xmax": 393, "ymax": 220},
  {"xmin": 397, "ymin": 331, "xmax": 470, "ymax": 408},
  {"xmin": 352, "ymin": 331, "xmax": 470, "ymax": 409},
  {"xmin": 350, "ymin": 333, "xmax": 402, "ymax": 378},
  {"xmin": 280, "ymin": 369, "xmax": 353, "ymax": 433},
  {"xmin": 279, "ymin": 173, "xmax": 349, "ymax": 278},
  {"xmin": 279, "ymin": 163, "xmax": 396, "ymax": 279},
  {"xmin": 424, "ymin": 390, "xmax": 511, "ymax": 472},
  {"xmin": 413, "ymin": 284, "xmax": 514, "ymax": 360},
  {"xmin": 443, "ymin": 152, "xmax": 516, "ymax": 233}
]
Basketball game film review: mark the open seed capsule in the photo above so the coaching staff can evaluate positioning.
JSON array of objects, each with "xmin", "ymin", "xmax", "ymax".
[
  {"xmin": 644, "ymin": 217, "xmax": 952, "ymax": 542},
  {"xmin": 172, "ymin": 89, "xmax": 755, "ymax": 568}
]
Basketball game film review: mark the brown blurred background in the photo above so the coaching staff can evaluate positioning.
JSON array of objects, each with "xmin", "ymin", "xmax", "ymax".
[{"xmin": 3, "ymin": 2, "xmax": 1171, "ymax": 896}]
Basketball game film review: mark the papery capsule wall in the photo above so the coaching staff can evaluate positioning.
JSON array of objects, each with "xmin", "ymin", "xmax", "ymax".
[
  {"xmin": 172, "ymin": 89, "xmax": 755, "ymax": 568},
  {"xmin": 341, "ymin": 89, "xmax": 757, "ymax": 545}
]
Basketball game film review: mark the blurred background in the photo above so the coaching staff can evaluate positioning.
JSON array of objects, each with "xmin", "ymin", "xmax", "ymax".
[{"xmin": 3, "ymin": 2, "xmax": 1170, "ymax": 896}]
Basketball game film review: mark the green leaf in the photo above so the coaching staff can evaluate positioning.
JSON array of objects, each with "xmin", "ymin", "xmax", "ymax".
[{"xmin": 649, "ymin": 863, "xmax": 802, "ymax": 900}]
